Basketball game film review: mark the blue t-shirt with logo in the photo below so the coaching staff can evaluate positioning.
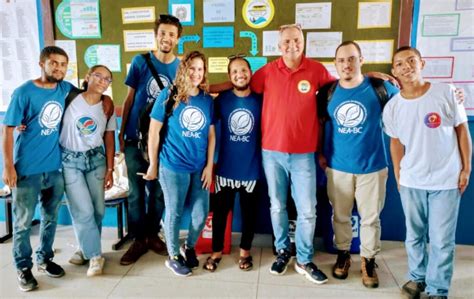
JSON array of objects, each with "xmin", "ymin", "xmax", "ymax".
[
  {"xmin": 150, "ymin": 87, "xmax": 215, "ymax": 173},
  {"xmin": 3, "ymin": 80, "xmax": 72, "ymax": 176},
  {"xmin": 324, "ymin": 77, "xmax": 399, "ymax": 174},
  {"xmin": 214, "ymin": 90, "xmax": 262, "ymax": 181},
  {"xmin": 124, "ymin": 52, "xmax": 180, "ymax": 140}
]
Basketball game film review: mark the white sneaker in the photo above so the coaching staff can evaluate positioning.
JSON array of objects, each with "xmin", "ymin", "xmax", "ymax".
[
  {"xmin": 87, "ymin": 256, "xmax": 105, "ymax": 277},
  {"xmin": 69, "ymin": 250, "xmax": 88, "ymax": 265}
]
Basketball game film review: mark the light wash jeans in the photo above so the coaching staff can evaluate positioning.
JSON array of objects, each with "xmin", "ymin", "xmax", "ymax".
[
  {"xmin": 262, "ymin": 150, "xmax": 317, "ymax": 264},
  {"xmin": 399, "ymin": 186, "xmax": 461, "ymax": 297},
  {"xmin": 124, "ymin": 143, "xmax": 165, "ymax": 240},
  {"xmin": 12, "ymin": 170, "xmax": 64, "ymax": 270},
  {"xmin": 159, "ymin": 165, "xmax": 209, "ymax": 257},
  {"xmin": 62, "ymin": 147, "xmax": 106, "ymax": 259}
]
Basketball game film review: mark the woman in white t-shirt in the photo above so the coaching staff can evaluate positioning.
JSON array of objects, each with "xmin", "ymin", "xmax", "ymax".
[{"xmin": 59, "ymin": 65, "xmax": 116, "ymax": 277}]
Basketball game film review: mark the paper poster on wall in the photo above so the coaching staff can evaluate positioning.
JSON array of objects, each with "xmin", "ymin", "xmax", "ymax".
[
  {"xmin": 306, "ymin": 32, "xmax": 342, "ymax": 58},
  {"xmin": 209, "ymin": 57, "xmax": 229, "ymax": 73},
  {"xmin": 246, "ymin": 57, "xmax": 268, "ymax": 72},
  {"xmin": 203, "ymin": 0, "xmax": 235, "ymax": 23},
  {"xmin": 456, "ymin": 0, "xmax": 474, "ymax": 10},
  {"xmin": 242, "ymin": 0, "xmax": 275, "ymax": 29},
  {"xmin": 262, "ymin": 30, "xmax": 279, "ymax": 56},
  {"xmin": 169, "ymin": 0, "xmax": 195, "ymax": 26},
  {"xmin": 356, "ymin": 40, "xmax": 394, "ymax": 64},
  {"xmin": 451, "ymin": 37, "xmax": 474, "ymax": 51},
  {"xmin": 453, "ymin": 81, "xmax": 474, "ymax": 116},
  {"xmin": 0, "ymin": 0, "xmax": 41, "ymax": 111},
  {"xmin": 121, "ymin": 7, "xmax": 155, "ymax": 24},
  {"xmin": 358, "ymin": 1, "xmax": 392, "ymax": 29},
  {"xmin": 84, "ymin": 45, "xmax": 121, "ymax": 72},
  {"xmin": 322, "ymin": 62, "xmax": 339, "ymax": 79},
  {"xmin": 203, "ymin": 26, "xmax": 234, "ymax": 48},
  {"xmin": 421, "ymin": 57, "xmax": 454, "ymax": 78},
  {"xmin": 295, "ymin": 2, "xmax": 331, "ymax": 29},
  {"xmin": 56, "ymin": 0, "xmax": 101, "ymax": 39},
  {"xmin": 55, "ymin": 40, "xmax": 79, "ymax": 87},
  {"xmin": 123, "ymin": 30, "xmax": 156, "ymax": 52},
  {"xmin": 422, "ymin": 14, "xmax": 460, "ymax": 36}
]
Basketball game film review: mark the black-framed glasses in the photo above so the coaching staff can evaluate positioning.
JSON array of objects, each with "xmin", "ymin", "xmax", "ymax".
[
  {"xmin": 159, "ymin": 14, "xmax": 180, "ymax": 23},
  {"xmin": 227, "ymin": 53, "xmax": 246, "ymax": 61}
]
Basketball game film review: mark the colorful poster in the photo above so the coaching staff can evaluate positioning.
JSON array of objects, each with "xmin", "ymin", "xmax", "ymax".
[
  {"xmin": 422, "ymin": 14, "xmax": 460, "ymax": 36},
  {"xmin": 242, "ymin": 0, "xmax": 275, "ymax": 29},
  {"xmin": 203, "ymin": 26, "xmax": 234, "ymax": 48},
  {"xmin": 295, "ymin": 2, "xmax": 331, "ymax": 29},
  {"xmin": 55, "ymin": 40, "xmax": 79, "ymax": 87},
  {"xmin": 209, "ymin": 57, "xmax": 229, "ymax": 73},
  {"xmin": 84, "ymin": 45, "xmax": 121, "ymax": 72},
  {"xmin": 246, "ymin": 57, "xmax": 267, "ymax": 72},
  {"xmin": 123, "ymin": 30, "xmax": 156, "ymax": 52},
  {"xmin": 169, "ymin": 0, "xmax": 195, "ymax": 26},
  {"xmin": 421, "ymin": 56, "xmax": 455, "ymax": 78},
  {"xmin": 203, "ymin": 0, "xmax": 235, "ymax": 23},
  {"xmin": 121, "ymin": 7, "xmax": 156, "ymax": 24},
  {"xmin": 56, "ymin": 0, "xmax": 101, "ymax": 39}
]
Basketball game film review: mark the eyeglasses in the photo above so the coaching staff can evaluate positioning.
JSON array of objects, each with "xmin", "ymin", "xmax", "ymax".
[
  {"xmin": 279, "ymin": 23, "xmax": 302, "ymax": 32},
  {"xmin": 227, "ymin": 53, "xmax": 246, "ymax": 61},
  {"xmin": 160, "ymin": 14, "xmax": 180, "ymax": 23},
  {"xmin": 91, "ymin": 73, "xmax": 112, "ymax": 84}
]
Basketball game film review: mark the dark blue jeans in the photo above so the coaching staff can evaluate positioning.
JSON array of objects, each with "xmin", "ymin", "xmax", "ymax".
[{"xmin": 124, "ymin": 143, "xmax": 165, "ymax": 240}]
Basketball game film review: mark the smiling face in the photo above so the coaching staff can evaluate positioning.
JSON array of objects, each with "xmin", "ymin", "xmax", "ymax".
[
  {"xmin": 155, "ymin": 23, "xmax": 179, "ymax": 54},
  {"xmin": 85, "ymin": 66, "xmax": 112, "ymax": 94},
  {"xmin": 392, "ymin": 49, "xmax": 425, "ymax": 84},
  {"xmin": 41, "ymin": 53, "xmax": 68, "ymax": 83},
  {"xmin": 228, "ymin": 59, "xmax": 252, "ymax": 91},
  {"xmin": 335, "ymin": 44, "xmax": 364, "ymax": 82},
  {"xmin": 187, "ymin": 57, "xmax": 205, "ymax": 88},
  {"xmin": 278, "ymin": 27, "xmax": 304, "ymax": 61}
]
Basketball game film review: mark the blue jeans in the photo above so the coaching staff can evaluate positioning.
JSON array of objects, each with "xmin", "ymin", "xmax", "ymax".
[
  {"xmin": 62, "ymin": 147, "xmax": 106, "ymax": 259},
  {"xmin": 12, "ymin": 170, "xmax": 64, "ymax": 270},
  {"xmin": 399, "ymin": 186, "xmax": 461, "ymax": 297},
  {"xmin": 159, "ymin": 165, "xmax": 209, "ymax": 257},
  {"xmin": 262, "ymin": 150, "xmax": 317, "ymax": 264},
  {"xmin": 124, "ymin": 143, "xmax": 165, "ymax": 240}
]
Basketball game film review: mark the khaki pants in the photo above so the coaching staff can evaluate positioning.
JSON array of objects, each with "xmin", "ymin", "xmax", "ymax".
[{"xmin": 326, "ymin": 167, "xmax": 388, "ymax": 258}]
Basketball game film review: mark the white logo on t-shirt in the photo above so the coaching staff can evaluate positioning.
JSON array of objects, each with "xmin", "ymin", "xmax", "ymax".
[
  {"xmin": 335, "ymin": 101, "xmax": 367, "ymax": 127},
  {"xmin": 146, "ymin": 75, "xmax": 170, "ymax": 102},
  {"xmin": 229, "ymin": 109, "xmax": 254, "ymax": 136},
  {"xmin": 39, "ymin": 101, "xmax": 62, "ymax": 135},
  {"xmin": 180, "ymin": 107, "xmax": 206, "ymax": 132}
]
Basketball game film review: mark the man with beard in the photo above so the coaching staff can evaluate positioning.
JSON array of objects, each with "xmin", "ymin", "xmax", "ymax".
[
  {"xmin": 203, "ymin": 56, "xmax": 262, "ymax": 272},
  {"xmin": 2, "ymin": 46, "xmax": 73, "ymax": 291},
  {"xmin": 118, "ymin": 14, "xmax": 182, "ymax": 265},
  {"xmin": 318, "ymin": 41, "xmax": 399, "ymax": 288}
]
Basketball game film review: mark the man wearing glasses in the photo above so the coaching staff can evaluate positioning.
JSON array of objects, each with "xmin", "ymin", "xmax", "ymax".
[
  {"xmin": 250, "ymin": 24, "xmax": 335, "ymax": 284},
  {"xmin": 118, "ymin": 14, "xmax": 182, "ymax": 265}
]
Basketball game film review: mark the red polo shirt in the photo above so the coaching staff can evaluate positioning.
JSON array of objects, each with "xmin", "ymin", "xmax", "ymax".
[{"xmin": 251, "ymin": 56, "xmax": 335, "ymax": 153}]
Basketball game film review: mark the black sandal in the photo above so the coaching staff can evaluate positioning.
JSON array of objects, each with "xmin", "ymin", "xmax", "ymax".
[
  {"xmin": 203, "ymin": 256, "xmax": 221, "ymax": 272},
  {"xmin": 239, "ymin": 255, "xmax": 253, "ymax": 271}
]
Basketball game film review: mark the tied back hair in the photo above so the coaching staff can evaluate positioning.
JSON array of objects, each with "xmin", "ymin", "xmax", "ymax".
[{"xmin": 81, "ymin": 64, "xmax": 113, "ymax": 91}]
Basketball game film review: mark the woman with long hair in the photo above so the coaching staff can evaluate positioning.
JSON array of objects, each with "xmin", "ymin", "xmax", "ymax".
[
  {"xmin": 60, "ymin": 65, "xmax": 116, "ymax": 276},
  {"xmin": 144, "ymin": 51, "xmax": 216, "ymax": 277}
]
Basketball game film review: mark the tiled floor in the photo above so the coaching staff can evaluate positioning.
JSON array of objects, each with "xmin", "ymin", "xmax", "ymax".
[{"xmin": 0, "ymin": 224, "xmax": 473, "ymax": 298}]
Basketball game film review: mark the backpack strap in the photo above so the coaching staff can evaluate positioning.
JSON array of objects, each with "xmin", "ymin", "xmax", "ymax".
[
  {"xmin": 317, "ymin": 80, "xmax": 338, "ymax": 122},
  {"xmin": 142, "ymin": 52, "xmax": 165, "ymax": 90},
  {"xmin": 368, "ymin": 77, "xmax": 389, "ymax": 110},
  {"xmin": 164, "ymin": 85, "xmax": 177, "ymax": 118},
  {"xmin": 64, "ymin": 86, "xmax": 84, "ymax": 111}
]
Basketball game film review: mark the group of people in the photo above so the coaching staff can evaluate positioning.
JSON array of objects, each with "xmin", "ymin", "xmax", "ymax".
[{"xmin": 2, "ymin": 14, "xmax": 471, "ymax": 299}]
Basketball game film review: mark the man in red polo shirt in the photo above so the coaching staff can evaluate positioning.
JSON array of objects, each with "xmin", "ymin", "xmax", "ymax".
[{"xmin": 250, "ymin": 24, "xmax": 335, "ymax": 284}]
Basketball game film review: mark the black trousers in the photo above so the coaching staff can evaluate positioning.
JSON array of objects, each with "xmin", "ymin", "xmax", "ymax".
[{"xmin": 212, "ymin": 182, "xmax": 260, "ymax": 252}]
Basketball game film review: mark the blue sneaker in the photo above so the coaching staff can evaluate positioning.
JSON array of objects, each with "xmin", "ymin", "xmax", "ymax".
[
  {"xmin": 295, "ymin": 261, "xmax": 328, "ymax": 284},
  {"xmin": 165, "ymin": 255, "xmax": 192, "ymax": 277},
  {"xmin": 269, "ymin": 249, "xmax": 292, "ymax": 275}
]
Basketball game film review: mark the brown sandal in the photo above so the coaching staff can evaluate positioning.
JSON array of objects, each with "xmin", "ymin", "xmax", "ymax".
[
  {"xmin": 203, "ymin": 256, "xmax": 221, "ymax": 272},
  {"xmin": 239, "ymin": 255, "xmax": 253, "ymax": 271}
]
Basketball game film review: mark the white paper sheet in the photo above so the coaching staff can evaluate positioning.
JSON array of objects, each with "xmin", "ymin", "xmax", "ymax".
[
  {"xmin": 306, "ymin": 32, "xmax": 342, "ymax": 58},
  {"xmin": 358, "ymin": 2, "xmax": 392, "ymax": 29},
  {"xmin": 295, "ymin": 2, "xmax": 331, "ymax": 29}
]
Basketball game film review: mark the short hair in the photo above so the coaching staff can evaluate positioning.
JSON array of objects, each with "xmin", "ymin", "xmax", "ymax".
[
  {"xmin": 392, "ymin": 46, "xmax": 422, "ymax": 64},
  {"xmin": 154, "ymin": 14, "xmax": 183, "ymax": 38},
  {"xmin": 227, "ymin": 57, "xmax": 251, "ymax": 74},
  {"xmin": 335, "ymin": 41, "xmax": 362, "ymax": 57},
  {"xmin": 40, "ymin": 46, "xmax": 68, "ymax": 63}
]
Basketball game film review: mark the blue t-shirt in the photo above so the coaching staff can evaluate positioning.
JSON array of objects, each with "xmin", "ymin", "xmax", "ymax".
[
  {"xmin": 214, "ymin": 90, "xmax": 262, "ymax": 181},
  {"xmin": 124, "ymin": 52, "xmax": 180, "ymax": 140},
  {"xmin": 3, "ymin": 80, "xmax": 72, "ymax": 176},
  {"xmin": 150, "ymin": 87, "xmax": 215, "ymax": 173},
  {"xmin": 324, "ymin": 77, "xmax": 399, "ymax": 174}
]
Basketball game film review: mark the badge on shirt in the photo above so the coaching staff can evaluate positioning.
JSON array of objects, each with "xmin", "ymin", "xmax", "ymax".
[
  {"xmin": 424, "ymin": 112, "xmax": 441, "ymax": 128},
  {"xmin": 297, "ymin": 80, "xmax": 311, "ymax": 94}
]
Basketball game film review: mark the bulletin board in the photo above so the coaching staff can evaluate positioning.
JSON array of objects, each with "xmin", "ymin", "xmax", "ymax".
[{"xmin": 51, "ymin": 0, "xmax": 401, "ymax": 107}]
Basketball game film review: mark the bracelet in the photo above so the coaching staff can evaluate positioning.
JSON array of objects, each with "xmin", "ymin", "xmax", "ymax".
[{"xmin": 107, "ymin": 168, "xmax": 113, "ymax": 172}]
